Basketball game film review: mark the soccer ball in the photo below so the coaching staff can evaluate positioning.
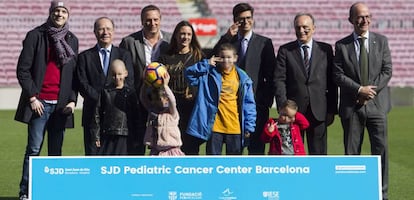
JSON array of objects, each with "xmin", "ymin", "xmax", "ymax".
[{"xmin": 144, "ymin": 62, "xmax": 167, "ymax": 88}]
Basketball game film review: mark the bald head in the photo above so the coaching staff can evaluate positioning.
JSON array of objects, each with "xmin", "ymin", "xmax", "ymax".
[{"xmin": 348, "ymin": 2, "xmax": 371, "ymax": 35}]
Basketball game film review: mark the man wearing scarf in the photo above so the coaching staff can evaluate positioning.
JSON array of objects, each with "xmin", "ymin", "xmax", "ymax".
[{"xmin": 14, "ymin": 1, "xmax": 78, "ymax": 199}]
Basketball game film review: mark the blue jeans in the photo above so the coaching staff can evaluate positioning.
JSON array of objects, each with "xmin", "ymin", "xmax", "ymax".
[
  {"xmin": 19, "ymin": 103, "xmax": 65, "ymax": 196},
  {"xmin": 206, "ymin": 132, "xmax": 242, "ymax": 155}
]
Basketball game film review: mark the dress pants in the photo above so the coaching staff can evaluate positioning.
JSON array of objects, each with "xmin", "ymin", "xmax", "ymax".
[{"xmin": 341, "ymin": 100, "xmax": 388, "ymax": 200}]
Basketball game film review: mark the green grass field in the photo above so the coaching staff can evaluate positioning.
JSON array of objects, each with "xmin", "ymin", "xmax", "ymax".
[{"xmin": 0, "ymin": 107, "xmax": 413, "ymax": 199}]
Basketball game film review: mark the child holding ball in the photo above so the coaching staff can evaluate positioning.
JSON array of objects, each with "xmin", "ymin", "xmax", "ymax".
[{"xmin": 140, "ymin": 66, "xmax": 185, "ymax": 156}]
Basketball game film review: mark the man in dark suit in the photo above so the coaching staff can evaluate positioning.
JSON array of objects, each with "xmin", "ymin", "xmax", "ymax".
[
  {"xmin": 274, "ymin": 13, "xmax": 337, "ymax": 155},
  {"xmin": 77, "ymin": 17, "xmax": 134, "ymax": 155},
  {"xmin": 210, "ymin": 3, "xmax": 276, "ymax": 155},
  {"xmin": 119, "ymin": 5, "xmax": 171, "ymax": 155},
  {"xmin": 333, "ymin": 3, "xmax": 392, "ymax": 200}
]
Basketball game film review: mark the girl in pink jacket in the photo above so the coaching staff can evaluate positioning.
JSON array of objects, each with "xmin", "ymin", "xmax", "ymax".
[
  {"xmin": 261, "ymin": 100, "xmax": 309, "ymax": 155},
  {"xmin": 140, "ymin": 72, "xmax": 185, "ymax": 156}
]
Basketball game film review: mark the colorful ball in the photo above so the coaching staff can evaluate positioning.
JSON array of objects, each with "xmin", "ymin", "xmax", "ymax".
[{"xmin": 144, "ymin": 62, "xmax": 167, "ymax": 88}]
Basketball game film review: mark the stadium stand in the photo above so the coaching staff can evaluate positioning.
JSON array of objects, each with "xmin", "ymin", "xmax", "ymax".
[
  {"xmin": 205, "ymin": 0, "xmax": 414, "ymax": 87},
  {"xmin": 0, "ymin": 0, "xmax": 413, "ymax": 88}
]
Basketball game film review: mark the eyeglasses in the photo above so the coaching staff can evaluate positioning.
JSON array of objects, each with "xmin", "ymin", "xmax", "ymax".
[
  {"xmin": 356, "ymin": 15, "xmax": 372, "ymax": 21},
  {"xmin": 237, "ymin": 16, "xmax": 253, "ymax": 22}
]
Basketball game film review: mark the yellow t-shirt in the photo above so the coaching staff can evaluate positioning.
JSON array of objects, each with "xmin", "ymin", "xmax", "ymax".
[{"xmin": 212, "ymin": 66, "xmax": 241, "ymax": 134}]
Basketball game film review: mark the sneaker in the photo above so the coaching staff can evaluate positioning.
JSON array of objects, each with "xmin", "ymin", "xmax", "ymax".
[{"xmin": 19, "ymin": 194, "xmax": 28, "ymax": 200}]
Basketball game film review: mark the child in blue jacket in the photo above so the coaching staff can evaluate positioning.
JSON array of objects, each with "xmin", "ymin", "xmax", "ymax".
[{"xmin": 185, "ymin": 43, "xmax": 256, "ymax": 155}]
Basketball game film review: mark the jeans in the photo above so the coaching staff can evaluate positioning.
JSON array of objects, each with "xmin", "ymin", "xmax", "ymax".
[
  {"xmin": 206, "ymin": 132, "xmax": 242, "ymax": 155},
  {"xmin": 19, "ymin": 103, "xmax": 65, "ymax": 196}
]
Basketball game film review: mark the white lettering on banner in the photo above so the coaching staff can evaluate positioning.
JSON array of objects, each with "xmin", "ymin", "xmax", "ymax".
[
  {"xmin": 99, "ymin": 165, "xmax": 311, "ymax": 175},
  {"xmin": 216, "ymin": 166, "xmax": 253, "ymax": 174},
  {"xmin": 189, "ymin": 18, "xmax": 217, "ymax": 36},
  {"xmin": 123, "ymin": 165, "xmax": 172, "ymax": 174},
  {"xmin": 174, "ymin": 166, "xmax": 214, "ymax": 174},
  {"xmin": 192, "ymin": 23, "xmax": 217, "ymax": 33},
  {"xmin": 256, "ymin": 165, "xmax": 310, "ymax": 174}
]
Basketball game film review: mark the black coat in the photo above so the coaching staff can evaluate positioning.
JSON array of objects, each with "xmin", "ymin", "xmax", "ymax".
[
  {"xmin": 274, "ymin": 40, "xmax": 338, "ymax": 121},
  {"xmin": 76, "ymin": 45, "xmax": 134, "ymax": 126},
  {"xmin": 15, "ymin": 23, "xmax": 79, "ymax": 128},
  {"xmin": 91, "ymin": 85, "xmax": 139, "ymax": 140}
]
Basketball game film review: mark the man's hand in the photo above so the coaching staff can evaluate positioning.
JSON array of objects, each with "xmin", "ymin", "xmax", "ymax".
[
  {"xmin": 225, "ymin": 21, "xmax": 240, "ymax": 37},
  {"xmin": 30, "ymin": 97, "xmax": 44, "ymax": 116},
  {"xmin": 359, "ymin": 85, "xmax": 377, "ymax": 99}
]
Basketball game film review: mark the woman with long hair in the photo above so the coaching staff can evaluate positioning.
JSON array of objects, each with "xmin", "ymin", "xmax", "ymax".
[{"xmin": 158, "ymin": 20, "xmax": 205, "ymax": 155}]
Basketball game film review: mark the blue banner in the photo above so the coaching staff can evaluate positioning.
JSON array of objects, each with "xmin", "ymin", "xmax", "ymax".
[{"xmin": 30, "ymin": 156, "xmax": 381, "ymax": 200}]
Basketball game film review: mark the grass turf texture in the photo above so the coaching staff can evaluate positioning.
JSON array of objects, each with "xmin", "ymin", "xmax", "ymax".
[{"xmin": 0, "ymin": 107, "xmax": 413, "ymax": 199}]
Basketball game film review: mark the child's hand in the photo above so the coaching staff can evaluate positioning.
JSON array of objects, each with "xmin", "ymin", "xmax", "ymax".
[
  {"xmin": 162, "ymin": 72, "xmax": 170, "ymax": 86},
  {"xmin": 209, "ymin": 55, "xmax": 223, "ymax": 67},
  {"xmin": 95, "ymin": 140, "xmax": 101, "ymax": 148},
  {"xmin": 267, "ymin": 120, "xmax": 276, "ymax": 133}
]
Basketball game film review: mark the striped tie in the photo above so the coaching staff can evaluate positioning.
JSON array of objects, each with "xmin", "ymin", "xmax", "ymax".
[{"xmin": 302, "ymin": 45, "xmax": 310, "ymax": 76}]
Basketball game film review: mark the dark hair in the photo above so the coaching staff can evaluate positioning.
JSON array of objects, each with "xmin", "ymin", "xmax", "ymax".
[
  {"xmin": 141, "ymin": 5, "xmax": 161, "ymax": 22},
  {"xmin": 219, "ymin": 43, "xmax": 237, "ymax": 55},
  {"xmin": 293, "ymin": 12, "xmax": 315, "ymax": 26},
  {"xmin": 167, "ymin": 20, "xmax": 204, "ymax": 61},
  {"xmin": 232, "ymin": 3, "xmax": 254, "ymax": 22},
  {"xmin": 93, "ymin": 17, "xmax": 114, "ymax": 32},
  {"xmin": 282, "ymin": 99, "xmax": 298, "ymax": 111}
]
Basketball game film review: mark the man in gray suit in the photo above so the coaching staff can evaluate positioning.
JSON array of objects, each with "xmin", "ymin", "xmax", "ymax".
[
  {"xmin": 119, "ymin": 4, "xmax": 171, "ymax": 155},
  {"xmin": 274, "ymin": 13, "xmax": 337, "ymax": 155},
  {"xmin": 333, "ymin": 3, "xmax": 392, "ymax": 200},
  {"xmin": 210, "ymin": 3, "xmax": 276, "ymax": 155},
  {"xmin": 120, "ymin": 4, "xmax": 171, "ymax": 91}
]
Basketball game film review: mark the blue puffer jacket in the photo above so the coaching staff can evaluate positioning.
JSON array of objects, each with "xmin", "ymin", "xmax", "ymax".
[{"xmin": 185, "ymin": 59, "xmax": 256, "ymax": 145}]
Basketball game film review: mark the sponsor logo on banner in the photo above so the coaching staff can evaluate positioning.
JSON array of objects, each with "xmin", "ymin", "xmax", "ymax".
[
  {"xmin": 335, "ymin": 165, "xmax": 367, "ymax": 174},
  {"xmin": 219, "ymin": 188, "xmax": 237, "ymax": 199},
  {"xmin": 168, "ymin": 191, "xmax": 203, "ymax": 199},
  {"xmin": 263, "ymin": 191, "xmax": 280, "ymax": 200},
  {"xmin": 189, "ymin": 18, "xmax": 217, "ymax": 36}
]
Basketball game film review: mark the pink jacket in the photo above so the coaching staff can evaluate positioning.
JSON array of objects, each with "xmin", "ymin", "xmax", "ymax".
[
  {"xmin": 140, "ymin": 85, "xmax": 182, "ymax": 151},
  {"xmin": 260, "ymin": 112, "xmax": 309, "ymax": 155}
]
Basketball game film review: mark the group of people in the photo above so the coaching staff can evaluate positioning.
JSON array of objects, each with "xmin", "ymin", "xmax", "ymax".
[{"xmin": 15, "ymin": 1, "xmax": 392, "ymax": 200}]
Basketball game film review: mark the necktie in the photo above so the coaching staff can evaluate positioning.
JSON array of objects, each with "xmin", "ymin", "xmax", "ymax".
[
  {"xmin": 100, "ymin": 48, "xmax": 109, "ymax": 76},
  {"xmin": 238, "ymin": 38, "xmax": 248, "ymax": 66},
  {"xmin": 302, "ymin": 45, "xmax": 310, "ymax": 76},
  {"xmin": 359, "ymin": 37, "xmax": 368, "ymax": 85}
]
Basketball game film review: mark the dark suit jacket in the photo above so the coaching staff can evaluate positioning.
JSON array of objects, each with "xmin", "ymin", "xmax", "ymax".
[
  {"xmin": 119, "ymin": 30, "xmax": 171, "ymax": 90},
  {"xmin": 274, "ymin": 40, "xmax": 337, "ymax": 121},
  {"xmin": 76, "ymin": 45, "xmax": 134, "ymax": 126},
  {"xmin": 211, "ymin": 32, "xmax": 276, "ymax": 107},
  {"xmin": 15, "ymin": 23, "xmax": 79, "ymax": 128},
  {"xmin": 333, "ymin": 32, "xmax": 392, "ymax": 119}
]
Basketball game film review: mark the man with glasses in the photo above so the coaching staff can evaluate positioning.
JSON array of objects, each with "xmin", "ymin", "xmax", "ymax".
[
  {"xmin": 211, "ymin": 3, "xmax": 277, "ymax": 155},
  {"xmin": 333, "ymin": 3, "xmax": 392, "ymax": 200}
]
